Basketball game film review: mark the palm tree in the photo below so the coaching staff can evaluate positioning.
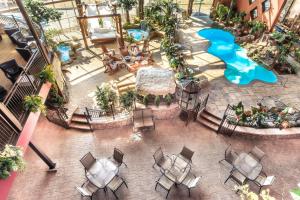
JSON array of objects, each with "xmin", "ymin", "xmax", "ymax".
[
  {"xmin": 226, "ymin": 0, "xmax": 237, "ymax": 23},
  {"xmin": 137, "ymin": 0, "xmax": 144, "ymax": 19},
  {"xmin": 118, "ymin": 0, "xmax": 137, "ymax": 23}
]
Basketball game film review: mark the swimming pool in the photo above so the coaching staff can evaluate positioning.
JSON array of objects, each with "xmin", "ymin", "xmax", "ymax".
[
  {"xmin": 56, "ymin": 44, "xmax": 72, "ymax": 63},
  {"xmin": 197, "ymin": 28, "xmax": 277, "ymax": 85},
  {"xmin": 127, "ymin": 29, "xmax": 149, "ymax": 41}
]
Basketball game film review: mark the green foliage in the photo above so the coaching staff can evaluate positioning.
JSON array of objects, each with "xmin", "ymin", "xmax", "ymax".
[
  {"xmin": 232, "ymin": 101, "xmax": 244, "ymax": 116},
  {"xmin": 47, "ymin": 86, "xmax": 63, "ymax": 107},
  {"xmin": 98, "ymin": 18, "xmax": 104, "ymax": 27},
  {"xmin": 44, "ymin": 28, "xmax": 62, "ymax": 49},
  {"xmin": 216, "ymin": 4, "xmax": 229, "ymax": 22},
  {"xmin": 236, "ymin": 185, "xmax": 275, "ymax": 200},
  {"xmin": 154, "ymin": 96, "xmax": 160, "ymax": 106},
  {"xmin": 295, "ymin": 48, "xmax": 300, "ymax": 62},
  {"xmin": 0, "ymin": 145, "xmax": 25, "ymax": 179},
  {"xmin": 95, "ymin": 83, "xmax": 117, "ymax": 113},
  {"xmin": 24, "ymin": 0, "xmax": 62, "ymax": 24},
  {"xmin": 23, "ymin": 95, "xmax": 46, "ymax": 114},
  {"xmin": 124, "ymin": 34, "xmax": 136, "ymax": 44},
  {"xmin": 248, "ymin": 20, "xmax": 267, "ymax": 35},
  {"xmin": 143, "ymin": 94, "xmax": 149, "ymax": 106},
  {"xmin": 38, "ymin": 65, "xmax": 56, "ymax": 84},
  {"xmin": 120, "ymin": 90, "xmax": 136, "ymax": 110},
  {"xmin": 164, "ymin": 94, "xmax": 172, "ymax": 106},
  {"xmin": 118, "ymin": 0, "xmax": 137, "ymax": 11}
]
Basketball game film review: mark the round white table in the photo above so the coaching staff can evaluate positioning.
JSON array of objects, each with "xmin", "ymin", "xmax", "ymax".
[
  {"xmin": 86, "ymin": 158, "xmax": 119, "ymax": 188},
  {"xmin": 233, "ymin": 152, "xmax": 262, "ymax": 180}
]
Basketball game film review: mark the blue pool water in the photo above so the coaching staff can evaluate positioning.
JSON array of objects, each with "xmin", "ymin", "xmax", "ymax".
[
  {"xmin": 127, "ymin": 29, "xmax": 149, "ymax": 41},
  {"xmin": 56, "ymin": 44, "xmax": 71, "ymax": 63},
  {"xmin": 197, "ymin": 28, "xmax": 277, "ymax": 85}
]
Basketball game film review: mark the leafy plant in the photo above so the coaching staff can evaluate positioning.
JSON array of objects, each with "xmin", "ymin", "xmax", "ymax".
[
  {"xmin": 164, "ymin": 94, "xmax": 172, "ymax": 106},
  {"xmin": 235, "ymin": 185, "xmax": 275, "ymax": 200},
  {"xmin": 117, "ymin": 0, "xmax": 137, "ymax": 23},
  {"xmin": 0, "ymin": 145, "xmax": 25, "ymax": 179},
  {"xmin": 95, "ymin": 83, "xmax": 117, "ymax": 113},
  {"xmin": 23, "ymin": 95, "xmax": 46, "ymax": 114},
  {"xmin": 120, "ymin": 90, "xmax": 136, "ymax": 110},
  {"xmin": 44, "ymin": 28, "xmax": 62, "ymax": 49},
  {"xmin": 143, "ymin": 94, "xmax": 149, "ymax": 106},
  {"xmin": 47, "ymin": 86, "xmax": 63, "ymax": 107},
  {"xmin": 98, "ymin": 18, "xmax": 104, "ymax": 27},
  {"xmin": 38, "ymin": 65, "xmax": 55, "ymax": 84},
  {"xmin": 216, "ymin": 4, "xmax": 229, "ymax": 22},
  {"xmin": 154, "ymin": 96, "xmax": 160, "ymax": 106},
  {"xmin": 249, "ymin": 20, "xmax": 267, "ymax": 36},
  {"xmin": 124, "ymin": 34, "xmax": 136, "ymax": 44},
  {"xmin": 24, "ymin": 0, "xmax": 62, "ymax": 25}
]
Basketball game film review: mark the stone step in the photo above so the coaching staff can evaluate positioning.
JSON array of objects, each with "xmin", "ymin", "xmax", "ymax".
[
  {"xmin": 71, "ymin": 115, "xmax": 88, "ymax": 124},
  {"xmin": 197, "ymin": 117, "xmax": 219, "ymax": 132},
  {"xmin": 118, "ymin": 85, "xmax": 135, "ymax": 94},
  {"xmin": 200, "ymin": 112, "xmax": 221, "ymax": 126},
  {"xmin": 69, "ymin": 122, "xmax": 91, "ymax": 132}
]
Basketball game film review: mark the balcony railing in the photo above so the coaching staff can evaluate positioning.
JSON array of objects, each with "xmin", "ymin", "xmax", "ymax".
[{"xmin": 0, "ymin": 50, "xmax": 47, "ymax": 150}]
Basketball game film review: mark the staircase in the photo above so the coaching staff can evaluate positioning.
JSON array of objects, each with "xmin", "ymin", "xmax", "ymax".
[
  {"xmin": 68, "ymin": 108, "xmax": 92, "ymax": 132},
  {"xmin": 197, "ymin": 109, "xmax": 221, "ymax": 132}
]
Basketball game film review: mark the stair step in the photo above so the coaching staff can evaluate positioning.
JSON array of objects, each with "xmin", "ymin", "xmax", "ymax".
[
  {"xmin": 197, "ymin": 117, "xmax": 219, "ymax": 132},
  {"xmin": 200, "ymin": 112, "xmax": 221, "ymax": 126},
  {"xmin": 118, "ymin": 85, "xmax": 135, "ymax": 93},
  {"xmin": 117, "ymin": 82, "xmax": 134, "ymax": 88},
  {"xmin": 204, "ymin": 109, "xmax": 222, "ymax": 120},
  {"xmin": 71, "ymin": 115, "xmax": 88, "ymax": 124},
  {"xmin": 69, "ymin": 122, "xmax": 91, "ymax": 131}
]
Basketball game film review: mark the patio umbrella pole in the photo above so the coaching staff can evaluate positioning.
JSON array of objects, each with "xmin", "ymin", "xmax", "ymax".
[
  {"xmin": 29, "ymin": 142, "xmax": 57, "ymax": 171},
  {"xmin": 15, "ymin": 0, "xmax": 51, "ymax": 65}
]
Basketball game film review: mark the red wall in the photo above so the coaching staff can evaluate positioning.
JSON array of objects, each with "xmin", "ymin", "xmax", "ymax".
[{"xmin": 236, "ymin": 0, "xmax": 285, "ymax": 30}]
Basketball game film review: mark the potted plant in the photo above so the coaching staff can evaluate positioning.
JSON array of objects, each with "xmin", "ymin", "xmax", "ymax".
[
  {"xmin": 95, "ymin": 83, "xmax": 117, "ymax": 113},
  {"xmin": 0, "ymin": 145, "xmax": 26, "ymax": 180},
  {"xmin": 120, "ymin": 90, "xmax": 136, "ymax": 110},
  {"xmin": 46, "ymin": 86, "xmax": 64, "ymax": 108},
  {"xmin": 23, "ymin": 95, "xmax": 46, "ymax": 114},
  {"xmin": 164, "ymin": 94, "xmax": 172, "ymax": 106},
  {"xmin": 37, "ymin": 65, "xmax": 56, "ymax": 84}
]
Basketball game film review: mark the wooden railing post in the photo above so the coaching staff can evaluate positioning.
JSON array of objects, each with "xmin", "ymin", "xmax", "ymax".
[{"xmin": 29, "ymin": 142, "xmax": 57, "ymax": 171}]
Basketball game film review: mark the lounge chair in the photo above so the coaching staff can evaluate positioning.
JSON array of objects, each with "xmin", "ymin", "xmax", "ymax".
[
  {"xmin": 152, "ymin": 147, "xmax": 172, "ymax": 171},
  {"xmin": 4, "ymin": 26, "xmax": 19, "ymax": 41},
  {"xmin": 16, "ymin": 47, "xmax": 32, "ymax": 62},
  {"xmin": 253, "ymin": 171, "xmax": 275, "ymax": 193},
  {"xmin": 249, "ymin": 146, "xmax": 265, "ymax": 162},
  {"xmin": 182, "ymin": 172, "xmax": 201, "ymax": 197},
  {"xmin": 106, "ymin": 175, "xmax": 128, "ymax": 199},
  {"xmin": 155, "ymin": 174, "xmax": 175, "ymax": 199},
  {"xmin": 0, "ymin": 86, "xmax": 7, "ymax": 102},
  {"xmin": 0, "ymin": 59, "xmax": 23, "ymax": 82},
  {"xmin": 109, "ymin": 148, "xmax": 127, "ymax": 168},
  {"xmin": 219, "ymin": 144, "xmax": 238, "ymax": 169}
]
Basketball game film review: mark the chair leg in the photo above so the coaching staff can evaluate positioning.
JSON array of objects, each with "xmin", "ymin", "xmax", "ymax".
[
  {"xmin": 188, "ymin": 188, "xmax": 191, "ymax": 197},
  {"xmin": 224, "ymin": 175, "xmax": 231, "ymax": 184},
  {"xmin": 166, "ymin": 189, "xmax": 170, "ymax": 199},
  {"xmin": 123, "ymin": 162, "xmax": 128, "ymax": 168},
  {"xmin": 113, "ymin": 191, "xmax": 119, "ymax": 199},
  {"xmin": 124, "ymin": 180, "xmax": 128, "ymax": 188},
  {"xmin": 155, "ymin": 182, "xmax": 158, "ymax": 190}
]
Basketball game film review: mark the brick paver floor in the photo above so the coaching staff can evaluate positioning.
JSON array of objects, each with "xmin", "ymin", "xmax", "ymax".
[{"xmin": 9, "ymin": 117, "xmax": 300, "ymax": 200}]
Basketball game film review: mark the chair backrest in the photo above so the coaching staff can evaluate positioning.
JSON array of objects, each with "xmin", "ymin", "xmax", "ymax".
[
  {"xmin": 142, "ymin": 108, "xmax": 153, "ymax": 119},
  {"xmin": 76, "ymin": 180, "xmax": 98, "ymax": 197},
  {"xmin": 133, "ymin": 109, "xmax": 143, "ymax": 120},
  {"xmin": 80, "ymin": 152, "xmax": 96, "ymax": 171},
  {"xmin": 263, "ymin": 176, "xmax": 275, "ymax": 186},
  {"xmin": 76, "ymin": 186, "xmax": 92, "ymax": 197},
  {"xmin": 250, "ymin": 146, "xmax": 265, "ymax": 161},
  {"xmin": 188, "ymin": 177, "xmax": 200, "ymax": 188},
  {"xmin": 225, "ymin": 144, "xmax": 238, "ymax": 164},
  {"xmin": 180, "ymin": 146, "xmax": 194, "ymax": 162},
  {"xmin": 113, "ymin": 148, "xmax": 124, "ymax": 164},
  {"xmin": 16, "ymin": 47, "xmax": 32, "ymax": 62},
  {"xmin": 153, "ymin": 147, "xmax": 164, "ymax": 165}
]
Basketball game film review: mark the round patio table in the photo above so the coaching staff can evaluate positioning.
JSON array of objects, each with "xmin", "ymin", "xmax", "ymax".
[
  {"xmin": 86, "ymin": 158, "xmax": 119, "ymax": 188},
  {"xmin": 233, "ymin": 152, "xmax": 262, "ymax": 180}
]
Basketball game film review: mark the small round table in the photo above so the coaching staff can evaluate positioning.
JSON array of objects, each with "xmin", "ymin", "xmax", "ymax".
[{"xmin": 86, "ymin": 158, "xmax": 119, "ymax": 188}]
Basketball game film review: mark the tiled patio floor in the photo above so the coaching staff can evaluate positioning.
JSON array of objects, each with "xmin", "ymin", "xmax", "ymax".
[{"xmin": 9, "ymin": 117, "xmax": 300, "ymax": 200}]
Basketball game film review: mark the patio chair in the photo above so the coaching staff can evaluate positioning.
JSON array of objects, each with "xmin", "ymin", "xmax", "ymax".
[
  {"xmin": 16, "ymin": 47, "xmax": 32, "ymax": 62},
  {"xmin": 219, "ymin": 144, "xmax": 238, "ymax": 169},
  {"xmin": 249, "ymin": 146, "xmax": 265, "ymax": 162},
  {"xmin": 80, "ymin": 152, "xmax": 97, "ymax": 172},
  {"xmin": 10, "ymin": 31, "xmax": 33, "ymax": 48},
  {"xmin": 224, "ymin": 169, "xmax": 247, "ymax": 191},
  {"xmin": 142, "ymin": 108, "xmax": 155, "ymax": 130},
  {"xmin": 178, "ymin": 146, "xmax": 194, "ymax": 164},
  {"xmin": 106, "ymin": 175, "xmax": 128, "ymax": 199},
  {"xmin": 182, "ymin": 172, "xmax": 201, "ymax": 197},
  {"xmin": 152, "ymin": 147, "xmax": 172, "ymax": 171},
  {"xmin": 109, "ymin": 148, "xmax": 127, "ymax": 168},
  {"xmin": 0, "ymin": 59, "xmax": 23, "ymax": 82},
  {"xmin": 253, "ymin": 171, "xmax": 275, "ymax": 193},
  {"xmin": 155, "ymin": 174, "xmax": 175, "ymax": 199},
  {"xmin": 76, "ymin": 180, "xmax": 99, "ymax": 200}
]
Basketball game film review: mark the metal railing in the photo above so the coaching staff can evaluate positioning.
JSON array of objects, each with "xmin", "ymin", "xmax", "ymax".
[
  {"xmin": 0, "ymin": 112, "xmax": 20, "ymax": 150},
  {"xmin": 3, "ymin": 51, "xmax": 47, "ymax": 126}
]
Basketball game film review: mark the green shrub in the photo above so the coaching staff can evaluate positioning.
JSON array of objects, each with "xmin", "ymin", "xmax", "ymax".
[
  {"xmin": 0, "ymin": 145, "xmax": 26, "ymax": 179},
  {"xmin": 154, "ymin": 96, "xmax": 160, "ymax": 107},
  {"xmin": 164, "ymin": 94, "xmax": 172, "ymax": 106},
  {"xmin": 23, "ymin": 95, "xmax": 46, "ymax": 114},
  {"xmin": 120, "ymin": 90, "xmax": 136, "ymax": 110},
  {"xmin": 47, "ymin": 86, "xmax": 63, "ymax": 107},
  {"xmin": 143, "ymin": 94, "xmax": 149, "ymax": 106},
  {"xmin": 95, "ymin": 83, "xmax": 117, "ymax": 113},
  {"xmin": 38, "ymin": 65, "xmax": 55, "ymax": 84}
]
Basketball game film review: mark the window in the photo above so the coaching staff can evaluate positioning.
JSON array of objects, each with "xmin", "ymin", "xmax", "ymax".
[
  {"xmin": 249, "ymin": 0, "xmax": 256, "ymax": 4},
  {"xmin": 262, "ymin": 0, "xmax": 271, "ymax": 12},
  {"xmin": 250, "ymin": 7, "xmax": 258, "ymax": 19}
]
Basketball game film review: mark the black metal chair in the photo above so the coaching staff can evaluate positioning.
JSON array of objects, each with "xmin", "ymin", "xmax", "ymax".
[
  {"xmin": 155, "ymin": 174, "xmax": 175, "ymax": 199},
  {"xmin": 16, "ymin": 47, "xmax": 32, "ymax": 62},
  {"xmin": 10, "ymin": 31, "xmax": 29, "ymax": 48},
  {"xmin": 249, "ymin": 146, "xmax": 265, "ymax": 162},
  {"xmin": 76, "ymin": 179, "xmax": 99, "ymax": 200},
  {"xmin": 109, "ymin": 148, "xmax": 128, "ymax": 168},
  {"xmin": 80, "ymin": 152, "xmax": 97, "ymax": 172},
  {"xmin": 0, "ymin": 59, "xmax": 23, "ymax": 82},
  {"xmin": 0, "ymin": 86, "xmax": 7, "ymax": 102},
  {"xmin": 106, "ymin": 175, "xmax": 128, "ymax": 199},
  {"xmin": 179, "ymin": 146, "xmax": 194, "ymax": 164},
  {"xmin": 224, "ymin": 169, "xmax": 247, "ymax": 193}
]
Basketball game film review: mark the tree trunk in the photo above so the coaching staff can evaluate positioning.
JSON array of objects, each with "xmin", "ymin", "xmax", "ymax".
[
  {"xmin": 187, "ymin": 0, "xmax": 194, "ymax": 16},
  {"xmin": 126, "ymin": 10, "xmax": 130, "ymax": 23},
  {"xmin": 138, "ymin": 0, "xmax": 144, "ymax": 19}
]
